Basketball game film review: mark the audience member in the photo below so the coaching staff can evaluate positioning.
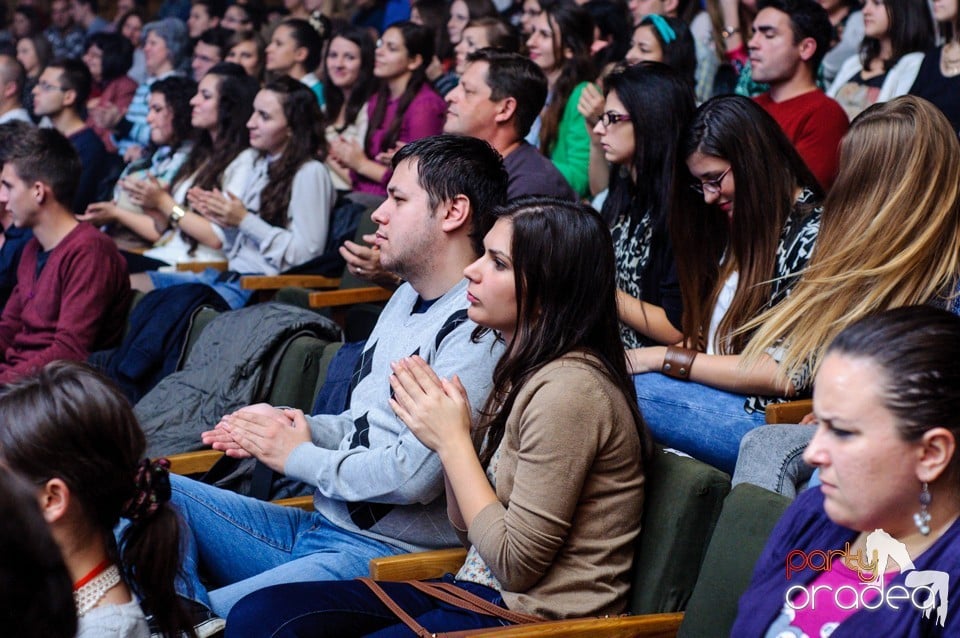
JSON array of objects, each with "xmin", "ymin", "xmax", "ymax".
[
  {"xmin": 0, "ymin": 465, "xmax": 75, "ymax": 638},
  {"xmin": 909, "ymin": 0, "xmax": 960, "ymax": 132},
  {"xmin": 332, "ymin": 21, "xmax": 445, "ymax": 196},
  {"xmin": 83, "ymin": 32, "xmax": 137, "ymax": 152},
  {"xmin": 594, "ymin": 63, "xmax": 694, "ymax": 348},
  {"xmin": 192, "ymin": 26, "xmax": 231, "ymax": 80},
  {"xmin": 519, "ymin": 0, "xmax": 542, "ymax": 35},
  {"xmin": 827, "ymin": 0, "xmax": 933, "ymax": 119},
  {"xmin": 140, "ymin": 77, "xmax": 334, "ymax": 308},
  {"xmin": 224, "ymin": 29, "xmax": 266, "ymax": 80},
  {"xmin": 0, "ymin": 54, "xmax": 31, "ymax": 124},
  {"xmin": 0, "ymin": 362, "xmax": 194, "ymax": 637},
  {"xmin": 411, "ymin": 0, "xmax": 454, "ymax": 89},
  {"xmin": 32, "ymin": 58, "xmax": 113, "ymax": 215},
  {"xmin": 585, "ymin": 0, "xmax": 634, "ymax": 73},
  {"xmin": 445, "ymin": 48, "xmax": 575, "ymax": 201},
  {"xmin": 628, "ymin": 0, "xmax": 678, "ymax": 25},
  {"xmin": 819, "ymin": 0, "xmax": 864, "ymax": 83},
  {"xmin": 437, "ymin": 0, "xmax": 499, "ymax": 93},
  {"xmin": 0, "ymin": 121, "xmax": 35, "ymax": 311},
  {"xmin": 16, "ymin": 34, "xmax": 51, "ymax": 121},
  {"xmin": 44, "ymin": 0, "xmax": 85, "ymax": 59},
  {"xmin": 116, "ymin": 9, "xmax": 147, "ymax": 83},
  {"xmin": 226, "ymin": 196, "xmax": 651, "ymax": 637},
  {"xmin": 526, "ymin": 2, "xmax": 595, "ymax": 197},
  {"xmin": 12, "ymin": 5, "xmax": 43, "ymax": 41},
  {"xmin": 265, "ymin": 18, "xmax": 327, "ymax": 104},
  {"xmin": 221, "ymin": 2, "xmax": 262, "ymax": 34},
  {"xmin": 323, "ymin": 24, "xmax": 376, "ymax": 191},
  {"xmin": 625, "ymin": 15, "xmax": 697, "ymax": 81},
  {"xmin": 0, "ymin": 128, "xmax": 130, "ymax": 384},
  {"xmin": 169, "ymin": 135, "xmax": 507, "ymax": 619},
  {"xmin": 70, "ymin": 0, "xmax": 110, "ymax": 37},
  {"xmin": 733, "ymin": 307, "xmax": 960, "ymax": 635},
  {"xmin": 188, "ymin": 0, "xmax": 225, "ymax": 39},
  {"xmin": 629, "ymin": 95, "xmax": 823, "ymax": 473},
  {"xmin": 453, "ymin": 17, "xmax": 520, "ymax": 74},
  {"xmin": 750, "ymin": 0, "xmax": 849, "ymax": 190}
]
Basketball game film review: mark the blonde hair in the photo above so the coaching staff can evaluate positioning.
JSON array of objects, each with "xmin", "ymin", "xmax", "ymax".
[{"xmin": 739, "ymin": 96, "xmax": 960, "ymax": 385}]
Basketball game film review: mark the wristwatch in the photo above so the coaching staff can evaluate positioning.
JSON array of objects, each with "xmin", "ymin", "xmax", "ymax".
[
  {"xmin": 169, "ymin": 204, "xmax": 186, "ymax": 228},
  {"xmin": 721, "ymin": 25, "xmax": 740, "ymax": 39}
]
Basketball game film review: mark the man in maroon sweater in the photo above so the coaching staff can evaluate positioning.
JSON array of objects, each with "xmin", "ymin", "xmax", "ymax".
[
  {"xmin": 749, "ymin": 0, "xmax": 848, "ymax": 191},
  {"xmin": 0, "ymin": 127, "xmax": 130, "ymax": 384}
]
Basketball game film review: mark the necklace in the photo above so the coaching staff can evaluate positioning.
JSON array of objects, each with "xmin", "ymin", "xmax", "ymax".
[
  {"xmin": 73, "ymin": 559, "xmax": 121, "ymax": 617},
  {"xmin": 941, "ymin": 42, "xmax": 960, "ymax": 77}
]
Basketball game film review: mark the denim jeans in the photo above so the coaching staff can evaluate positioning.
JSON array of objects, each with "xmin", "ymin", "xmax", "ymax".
[
  {"xmin": 731, "ymin": 424, "xmax": 816, "ymax": 498},
  {"xmin": 225, "ymin": 574, "xmax": 510, "ymax": 638},
  {"xmin": 632, "ymin": 372, "xmax": 766, "ymax": 474},
  {"xmin": 172, "ymin": 474, "xmax": 406, "ymax": 618}
]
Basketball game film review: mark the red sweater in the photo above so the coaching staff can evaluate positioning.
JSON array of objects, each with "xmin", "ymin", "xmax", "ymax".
[
  {"xmin": 0, "ymin": 222, "xmax": 131, "ymax": 384},
  {"xmin": 755, "ymin": 90, "xmax": 849, "ymax": 191}
]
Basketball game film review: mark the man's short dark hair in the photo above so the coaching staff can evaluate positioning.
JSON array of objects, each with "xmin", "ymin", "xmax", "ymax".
[
  {"xmin": 197, "ymin": 25, "xmax": 232, "ymax": 55},
  {"xmin": 0, "ymin": 55, "xmax": 25, "ymax": 96},
  {"xmin": 466, "ymin": 48, "xmax": 547, "ymax": 140},
  {"xmin": 4, "ymin": 128, "xmax": 81, "ymax": 207},
  {"xmin": 47, "ymin": 57, "xmax": 92, "ymax": 117},
  {"xmin": 757, "ymin": 0, "xmax": 832, "ymax": 70},
  {"xmin": 76, "ymin": 0, "xmax": 99, "ymax": 14},
  {"xmin": 393, "ymin": 134, "xmax": 509, "ymax": 255},
  {"xmin": 194, "ymin": 0, "xmax": 227, "ymax": 19}
]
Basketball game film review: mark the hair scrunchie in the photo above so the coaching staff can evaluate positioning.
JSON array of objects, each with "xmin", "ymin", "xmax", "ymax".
[{"xmin": 120, "ymin": 458, "xmax": 171, "ymax": 522}]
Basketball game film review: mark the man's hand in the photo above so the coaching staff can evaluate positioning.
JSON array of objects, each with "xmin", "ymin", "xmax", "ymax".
[{"xmin": 217, "ymin": 406, "xmax": 312, "ymax": 473}]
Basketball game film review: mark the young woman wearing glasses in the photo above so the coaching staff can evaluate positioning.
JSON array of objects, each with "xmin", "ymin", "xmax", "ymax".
[
  {"xmin": 627, "ymin": 94, "xmax": 824, "ymax": 474},
  {"xmin": 591, "ymin": 63, "xmax": 695, "ymax": 349}
]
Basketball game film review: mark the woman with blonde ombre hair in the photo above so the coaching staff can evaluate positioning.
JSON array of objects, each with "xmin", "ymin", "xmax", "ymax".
[{"xmin": 738, "ymin": 95, "xmax": 960, "ymax": 390}]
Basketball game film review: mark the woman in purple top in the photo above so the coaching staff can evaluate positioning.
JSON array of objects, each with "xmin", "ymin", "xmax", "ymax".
[
  {"xmin": 330, "ymin": 21, "xmax": 446, "ymax": 196},
  {"xmin": 733, "ymin": 306, "xmax": 960, "ymax": 637}
]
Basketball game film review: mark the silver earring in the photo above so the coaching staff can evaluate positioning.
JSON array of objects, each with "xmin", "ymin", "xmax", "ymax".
[{"xmin": 914, "ymin": 482, "xmax": 932, "ymax": 536}]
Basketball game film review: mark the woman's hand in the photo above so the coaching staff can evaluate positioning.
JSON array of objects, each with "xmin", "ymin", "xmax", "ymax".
[
  {"xmin": 77, "ymin": 201, "xmax": 120, "ymax": 224},
  {"xmin": 91, "ymin": 103, "xmax": 122, "ymax": 129},
  {"xmin": 389, "ymin": 356, "xmax": 473, "ymax": 457},
  {"xmin": 188, "ymin": 187, "xmax": 247, "ymax": 227},
  {"xmin": 374, "ymin": 142, "xmax": 405, "ymax": 166},
  {"xmin": 121, "ymin": 174, "xmax": 166, "ymax": 211},
  {"xmin": 329, "ymin": 136, "xmax": 367, "ymax": 171},
  {"xmin": 577, "ymin": 83, "xmax": 604, "ymax": 131},
  {"xmin": 625, "ymin": 346, "xmax": 667, "ymax": 375}
]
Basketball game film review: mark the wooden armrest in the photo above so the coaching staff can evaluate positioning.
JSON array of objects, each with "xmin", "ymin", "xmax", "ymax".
[
  {"xmin": 241, "ymin": 274, "xmax": 341, "ymax": 291},
  {"xmin": 369, "ymin": 548, "xmax": 468, "ymax": 581},
  {"xmin": 765, "ymin": 399, "xmax": 813, "ymax": 424},
  {"xmin": 175, "ymin": 261, "xmax": 228, "ymax": 273},
  {"xmin": 451, "ymin": 612, "xmax": 684, "ymax": 637},
  {"xmin": 309, "ymin": 286, "xmax": 393, "ymax": 308},
  {"xmin": 272, "ymin": 495, "xmax": 315, "ymax": 511},
  {"xmin": 166, "ymin": 449, "xmax": 224, "ymax": 475}
]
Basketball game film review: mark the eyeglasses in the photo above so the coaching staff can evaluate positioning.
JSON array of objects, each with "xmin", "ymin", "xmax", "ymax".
[
  {"xmin": 36, "ymin": 81, "xmax": 66, "ymax": 92},
  {"xmin": 690, "ymin": 166, "xmax": 732, "ymax": 195},
  {"xmin": 598, "ymin": 111, "xmax": 631, "ymax": 127}
]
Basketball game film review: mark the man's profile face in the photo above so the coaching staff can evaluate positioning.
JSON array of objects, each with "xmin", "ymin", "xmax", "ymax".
[
  {"xmin": 32, "ymin": 67, "xmax": 68, "ymax": 118},
  {"xmin": 0, "ymin": 163, "xmax": 39, "ymax": 229},
  {"xmin": 370, "ymin": 158, "xmax": 443, "ymax": 279},
  {"xmin": 444, "ymin": 61, "xmax": 502, "ymax": 140},
  {"xmin": 748, "ymin": 8, "xmax": 806, "ymax": 85}
]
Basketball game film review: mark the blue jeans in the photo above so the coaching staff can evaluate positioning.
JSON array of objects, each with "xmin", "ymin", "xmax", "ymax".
[
  {"xmin": 172, "ymin": 474, "xmax": 406, "ymax": 618},
  {"xmin": 632, "ymin": 372, "xmax": 766, "ymax": 474},
  {"xmin": 226, "ymin": 575, "xmax": 510, "ymax": 637},
  {"xmin": 148, "ymin": 268, "xmax": 253, "ymax": 309}
]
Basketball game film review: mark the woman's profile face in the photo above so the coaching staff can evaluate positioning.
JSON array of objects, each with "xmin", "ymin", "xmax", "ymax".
[
  {"xmin": 803, "ymin": 353, "xmax": 927, "ymax": 535},
  {"xmin": 455, "ymin": 25, "xmax": 490, "ymax": 74},
  {"xmin": 862, "ymin": 0, "xmax": 891, "ymax": 40},
  {"xmin": 625, "ymin": 25, "xmax": 663, "ymax": 66},
  {"xmin": 266, "ymin": 24, "xmax": 304, "ymax": 74},
  {"xmin": 189, "ymin": 73, "xmax": 220, "ymax": 131},
  {"xmin": 593, "ymin": 90, "xmax": 635, "ymax": 167},
  {"xmin": 147, "ymin": 92, "xmax": 176, "ymax": 145},
  {"xmin": 226, "ymin": 40, "xmax": 261, "ymax": 77},
  {"xmin": 687, "ymin": 151, "xmax": 735, "ymax": 220},
  {"xmin": 932, "ymin": 0, "xmax": 958, "ymax": 23},
  {"xmin": 83, "ymin": 44, "xmax": 104, "ymax": 82},
  {"xmin": 527, "ymin": 13, "xmax": 561, "ymax": 74},
  {"xmin": 16, "ymin": 38, "xmax": 38, "ymax": 75},
  {"xmin": 463, "ymin": 218, "xmax": 518, "ymax": 343},
  {"xmin": 247, "ymin": 89, "xmax": 291, "ymax": 156},
  {"xmin": 448, "ymin": 0, "xmax": 470, "ymax": 45},
  {"xmin": 374, "ymin": 27, "xmax": 417, "ymax": 80}
]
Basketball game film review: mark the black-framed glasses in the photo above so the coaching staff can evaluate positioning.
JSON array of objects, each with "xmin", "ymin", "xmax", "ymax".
[
  {"xmin": 690, "ymin": 166, "xmax": 732, "ymax": 195},
  {"xmin": 36, "ymin": 81, "xmax": 66, "ymax": 92},
  {"xmin": 598, "ymin": 111, "xmax": 631, "ymax": 127}
]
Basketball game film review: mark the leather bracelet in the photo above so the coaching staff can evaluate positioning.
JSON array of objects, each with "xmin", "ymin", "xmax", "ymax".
[{"xmin": 662, "ymin": 346, "xmax": 698, "ymax": 381}]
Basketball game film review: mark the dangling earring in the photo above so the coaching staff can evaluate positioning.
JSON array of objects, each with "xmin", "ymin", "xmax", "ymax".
[{"xmin": 914, "ymin": 482, "xmax": 932, "ymax": 536}]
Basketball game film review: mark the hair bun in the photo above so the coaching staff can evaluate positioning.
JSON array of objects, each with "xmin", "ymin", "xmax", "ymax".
[{"xmin": 121, "ymin": 458, "xmax": 171, "ymax": 522}]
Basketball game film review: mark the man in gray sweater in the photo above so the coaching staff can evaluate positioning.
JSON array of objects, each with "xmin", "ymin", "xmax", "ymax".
[{"xmin": 170, "ymin": 135, "xmax": 509, "ymax": 619}]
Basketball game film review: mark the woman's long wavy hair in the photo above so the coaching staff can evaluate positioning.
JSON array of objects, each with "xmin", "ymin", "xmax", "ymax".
[
  {"xmin": 148, "ymin": 75, "xmax": 197, "ymax": 152},
  {"xmin": 739, "ymin": 96, "xmax": 960, "ymax": 385},
  {"xmin": 674, "ymin": 95, "xmax": 822, "ymax": 354},
  {"xmin": 473, "ymin": 197, "xmax": 653, "ymax": 468},
  {"xmin": 323, "ymin": 25, "xmax": 377, "ymax": 134},
  {"xmin": 172, "ymin": 62, "xmax": 259, "ymax": 193},
  {"xmin": 257, "ymin": 76, "xmax": 327, "ymax": 228},
  {"xmin": 537, "ymin": 2, "xmax": 594, "ymax": 158},
  {"xmin": 0, "ymin": 362, "xmax": 194, "ymax": 638},
  {"xmin": 366, "ymin": 21, "xmax": 435, "ymax": 154}
]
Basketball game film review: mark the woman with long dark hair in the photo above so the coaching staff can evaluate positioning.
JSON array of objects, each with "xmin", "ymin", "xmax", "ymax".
[
  {"xmin": 331, "ymin": 21, "xmax": 446, "ymax": 196},
  {"xmin": 83, "ymin": 32, "xmax": 137, "ymax": 152},
  {"xmin": 323, "ymin": 24, "xmax": 376, "ymax": 191},
  {"xmin": 225, "ymin": 197, "xmax": 651, "ymax": 636},
  {"xmin": 264, "ymin": 18, "xmax": 326, "ymax": 104},
  {"xmin": 0, "ymin": 362, "xmax": 194, "ymax": 637},
  {"xmin": 526, "ymin": 2, "xmax": 595, "ymax": 197},
  {"xmin": 628, "ymin": 95, "xmax": 824, "ymax": 473},
  {"xmin": 593, "ymin": 63, "xmax": 695, "ymax": 348}
]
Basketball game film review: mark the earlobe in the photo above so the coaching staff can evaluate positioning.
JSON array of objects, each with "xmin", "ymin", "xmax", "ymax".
[{"xmin": 917, "ymin": 427, "xmax": 956, "ymax": 484}]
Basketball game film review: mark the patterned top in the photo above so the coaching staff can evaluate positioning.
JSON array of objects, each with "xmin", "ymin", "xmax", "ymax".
[
  {"xmin": 612, "ymin": 211, "xmax": 654, "ymax": 348},
  {"xmin": 743, "ymin": 187, "xmax": 822, "ymax": 414},
  {"xmin": 455, "ymin": 445, "xmax": 503, "ymax": 590}
]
